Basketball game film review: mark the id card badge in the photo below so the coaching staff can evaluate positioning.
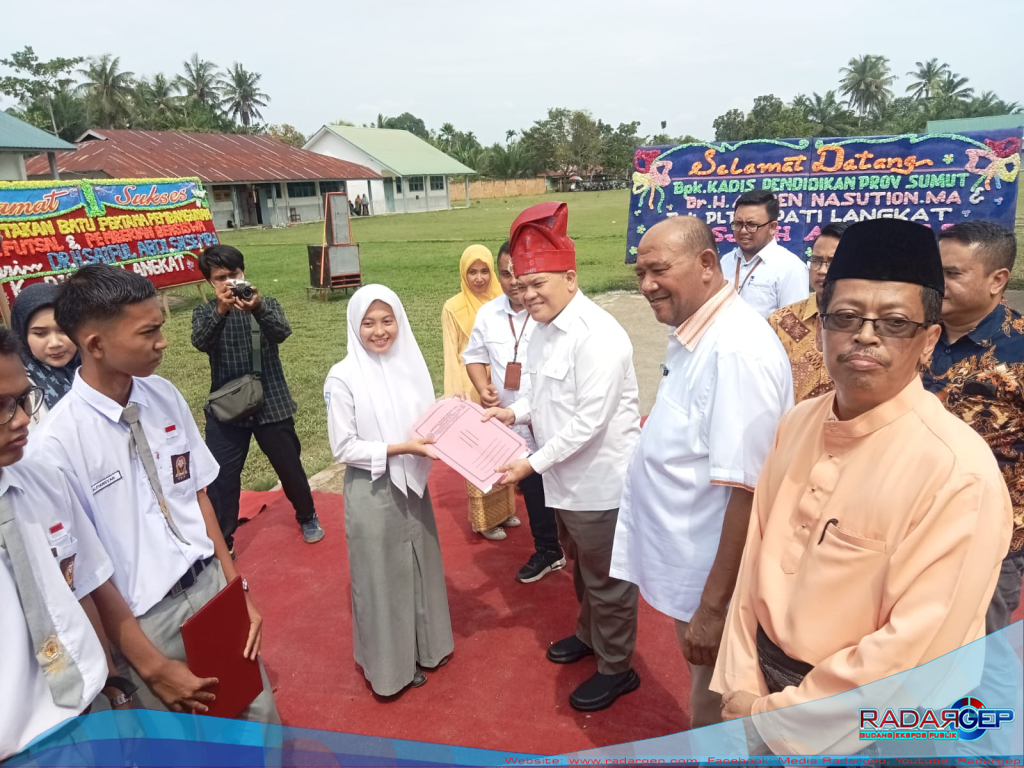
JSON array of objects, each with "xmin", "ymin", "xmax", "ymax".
[{"xmin": 504, "ymin": 362, "xmax": 522, "ymax": 391}]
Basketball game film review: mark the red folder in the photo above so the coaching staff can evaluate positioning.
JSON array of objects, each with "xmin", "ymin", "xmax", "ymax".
[{"xmin": 180, "ymin": 576, "xmax": 263, "ymax": 719}]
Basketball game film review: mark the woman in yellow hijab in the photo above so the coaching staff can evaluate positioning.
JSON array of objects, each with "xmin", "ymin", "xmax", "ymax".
[
  {"xmin": 442, "ymin": 244, "xmax": 502, "ymax": 400},
  {"xmin": 441, "ymin": 244, "xmax": 519, "ymax": 541}
]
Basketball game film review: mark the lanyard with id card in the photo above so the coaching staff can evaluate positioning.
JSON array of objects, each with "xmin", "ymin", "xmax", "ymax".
[{"xmin": 504, "ymin": 314, "xmax": 529, "ymax": 391}]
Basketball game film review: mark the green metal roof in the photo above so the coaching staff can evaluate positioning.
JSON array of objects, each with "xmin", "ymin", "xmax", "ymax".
[
  {"xmin": 324, "ymin": 126, "xmax": 476, "ymax": 176},
  {"xmin": 926, "ymin": 114, "xmax": 1024, "ymax": 134},
  {"xmin": 0, "ymin": 110, "xmax": 77, "ymax": 152}
]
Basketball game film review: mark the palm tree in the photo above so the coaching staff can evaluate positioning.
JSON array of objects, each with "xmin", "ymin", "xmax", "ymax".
[
  {"xmin": 839, "ymin": 54, "xmax": 895, "ymax": 118},
  {"xmin": 175, "ymin": 54, "xmax": 220, "ymax": 107},
  {"xmin": 482, "ymin": 141, "xmax": 534, "ymax": 179},
  {"xmin": 437, "ymin": 122, "xmax": 457, "ymax": 152},
  {"xmin": 937, "ymin": 72, "xmax": 974, "ymax": 103},
  {"xmin": 804, "ymin": 91, "xmax": 855, "ymax": 135},
  {"xmin": 906, "ymin": 59, "xmax": 949, "ymax": 100},
  {"xmin": 219, "ymin": 63, "xmax": 269, "ymax": 127},
  {"xmin": 77, "ymin": 54, "xmax": 135, "ymax": 127},
  {"xmin": 131, "ymin": 74, "xmax": 180, "ymax": 128}
]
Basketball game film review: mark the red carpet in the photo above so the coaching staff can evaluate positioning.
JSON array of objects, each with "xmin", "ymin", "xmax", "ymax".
[
  {"xmin": 233, "ymin": 463, "xmax": 694, "ymax": 755},
  {"xmin": 233, "ymin": 463, "xmax": 1024, "ymax": 756}
]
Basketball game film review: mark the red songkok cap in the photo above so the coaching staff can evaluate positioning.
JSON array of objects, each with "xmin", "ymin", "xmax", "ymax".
[{"xmin": 508, "ymin": 202, "xmax": 576, "ymax": 276}]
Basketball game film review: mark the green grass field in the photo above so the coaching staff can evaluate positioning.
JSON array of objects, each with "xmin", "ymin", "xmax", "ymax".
[{"xmin": 158, "ymin": 190, "xmax": 639, "ymax": 491}]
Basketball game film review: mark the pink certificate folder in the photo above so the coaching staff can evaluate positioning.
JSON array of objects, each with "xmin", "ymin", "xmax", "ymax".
[{"xmin": 413, "ymin": 399, "xmax": 527, "ymax": 493}]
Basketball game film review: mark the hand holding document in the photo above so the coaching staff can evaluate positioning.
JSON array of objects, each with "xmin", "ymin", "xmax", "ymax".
[{"xmin": 413, "ymin": 398, "xmax": 527, "ymax": 493}]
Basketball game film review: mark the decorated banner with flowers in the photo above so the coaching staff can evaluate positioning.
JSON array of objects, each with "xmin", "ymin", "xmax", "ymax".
[
  {"xmin": 626, "ymin": 129, "xmax": 1021, "ymax": 263},
  {"xmin": 0, "ymin": 177, "xmax": 218, "ymax": 305}
]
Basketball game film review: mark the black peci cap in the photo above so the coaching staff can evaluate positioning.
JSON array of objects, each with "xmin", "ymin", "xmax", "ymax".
[{"xmin": 824, "ymin": 219, "xmax": 944, "ymax": 294}]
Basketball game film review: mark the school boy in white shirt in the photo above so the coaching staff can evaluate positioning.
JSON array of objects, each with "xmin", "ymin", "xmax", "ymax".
[{"xmin": 36, "ymin": 264, "xmax": 280, "ymax": 723}]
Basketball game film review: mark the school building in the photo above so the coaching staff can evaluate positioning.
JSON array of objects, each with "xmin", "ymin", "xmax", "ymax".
[
  {"xmin": 23, "ymin": 128, "xmax": 380, "ymax": 230},
  {"xmin": 0, "ymin": 111, "xmax": 77, "ymax": 181},
  {"xmin": 303, "ymin": 126, "xmax": 476, "ymax": 215}
]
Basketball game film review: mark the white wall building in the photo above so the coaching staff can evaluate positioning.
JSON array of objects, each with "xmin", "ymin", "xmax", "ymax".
[
  {"xmin": 25, "ymin": 129, "xmax": 379, "ymax": 230},
  {"xmin": 303, "ymin": 126, "xmax": 476, "ymax": 215},
  {"xmin": 0, "ymin": 111, "xmax": 76, "ymax": 181}
]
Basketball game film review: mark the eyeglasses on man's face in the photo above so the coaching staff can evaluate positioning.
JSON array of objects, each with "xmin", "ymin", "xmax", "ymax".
[
  {"xmin": 820, "ymin": 312, "xmax": 928, "ymax": 339},
  {"xmin": 730, "ymin": 220, "xmax": 772, "ymax": 233},
  {"xmin": 0, "ymin": 387, "xmax": 44, "ymax": 426},
  {"xmin": 809, "ymin": 257, "xmax": 833, "ymax": 269}
]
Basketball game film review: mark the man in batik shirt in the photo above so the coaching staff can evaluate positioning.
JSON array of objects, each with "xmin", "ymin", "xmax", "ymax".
[
  {"xmin": 923, "ymin": 220, "xmax": 1024, "ymax": 632},
  {"xmin": 767, "ymin": 223, "xmax": 847, "ymax": 403}
]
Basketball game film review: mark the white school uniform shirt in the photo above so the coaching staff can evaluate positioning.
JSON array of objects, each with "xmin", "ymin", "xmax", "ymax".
[
  {"xmin": 610, "ymin": 284, "xmax": 794, "ymax": 622},
  {"xmin": 462, "ymin": 294, "xmax": 538, "ymax": 452},
  {"xmin": 324, "ymin": 357, "xmax": 390, "ymax": 478},
  {"xmin": 0, "ymin": 460, "xmax": 112, "ymax": 761},
  {"xmin": 34, "ymin": 375, "xmax": 219, "ymax": 617},
  {"xmin": 509, "ymin": 290, "xmax": 641, "ymax": 511},
  {"xmin": 719, "ymin": 239, "xmax": 808, "ymax": 319}
]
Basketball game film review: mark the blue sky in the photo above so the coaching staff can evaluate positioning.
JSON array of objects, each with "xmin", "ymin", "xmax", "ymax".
[{"xmin": 4, "ymin": 0, "xmax": 1022, "ymax": 143}]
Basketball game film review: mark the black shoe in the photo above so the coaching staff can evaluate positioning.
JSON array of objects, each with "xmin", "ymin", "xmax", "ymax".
[
  {"xmin": 546, "ymin": 635, "xmax": 594, "ymax": 664},
  {"xmin": 569, "ymin": 669, "xmax": 641, "ymax": 712},
  {"xmin": 517, "ymin": 550, "xmax": 567, "ymax": 583},
  {"xmin": 301, "ymin": 514, "xmax": 325, "ymax": 544},
  {"xmin": 409, "ymin": 671, "xmax": 427, "ymax": 688}
]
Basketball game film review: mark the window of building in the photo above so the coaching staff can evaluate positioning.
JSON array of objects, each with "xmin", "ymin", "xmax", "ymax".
[
  {"xmin": 212, "ymin": 186, "xmax": 232, "ymax": 203},
  {"xmin": 395, "ymin": 177, "xmax": 403, "ymax": 193},
  {"xmin": 430, "ymin": 175, "xmax": 445, "ymax": 191},
  {"xmin": 287, "ymin": 181, "xmax": 316, "ymax": 198},
  {"xmin": 264, "ymin": 183, "xmax": 282, "ymax": 198},
  {"xmin": 320, "ymin": 181, "xmax": 345, "ymax": 194},
  {"xmin": 408, "ymin": 176, "xmax": 425, "ymax": 192}
]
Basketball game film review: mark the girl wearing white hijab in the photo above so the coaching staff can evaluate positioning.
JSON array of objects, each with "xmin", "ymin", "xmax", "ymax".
[{"xmin": 325, "ymin": 285, "xmax": 454, "ymax": 696}]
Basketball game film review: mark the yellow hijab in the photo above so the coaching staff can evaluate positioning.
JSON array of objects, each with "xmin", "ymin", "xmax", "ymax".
[{"xmin": 443, "ymin": 244, "xmax": 502, "ymax": 337}]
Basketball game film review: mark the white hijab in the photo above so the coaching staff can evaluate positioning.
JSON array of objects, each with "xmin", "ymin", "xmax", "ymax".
[{"xmin": 344, "ymin": 285, "xmax": 435, "ymax": 497}]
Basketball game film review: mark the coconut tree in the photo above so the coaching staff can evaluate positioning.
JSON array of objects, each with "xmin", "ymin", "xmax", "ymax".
[
  {"xmin": 803, "ymin": 91, "xmax": 856, "ymax": 136},
  {"xmin": 482, "ymin": 140, "xmax": 534, "ymax": 179},
  {"xmin": 937, "ymin": 72, "xmax": 975, "ymax": 103},
  {"xmin": 437, "ymin": 122, "xmax": 457, "ymax": 152},
  {"xmin": 77, "ymin": 54, "xmax": 135, "ymax": 127},
  {"xmin": 906, "ymin": 58, "xmax": 950, "ymax": 100},
  {"xmin": 839, "ymin": 54, "xmax": 895, "ymax": 118},
  {"xmin": 175, "ymin": 54, "xmax": 220, "ymax": 107},
  {"xmin": 219, "ymin": 63, "xmax": 269, "ymax": 127}
]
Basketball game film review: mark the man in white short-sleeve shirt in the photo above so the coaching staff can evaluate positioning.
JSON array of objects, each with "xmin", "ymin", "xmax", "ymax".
[
  {"xmin": 463, "ymin": 241, "xmax": 564, "ymax": 583},
  {"xmin": 612, "ymin": 216, "xmax": 793, "ymax": 729},
  {"xmin": 35, "ymin": 264, "xmax": 280, "ymax": 724},
  {"xmin": 0, "ymin": 327, "xmax": 113, "ymax": 761},
  {"xmin": 718, "ymin": 190, "xmax": 808, "ymax": 318}
]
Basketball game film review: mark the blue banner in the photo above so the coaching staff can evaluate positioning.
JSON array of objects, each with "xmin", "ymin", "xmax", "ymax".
[
  {"xmin": 626, "ymin": 129, "xmax": 1022, "ymax": 262},
  {"xmin": 0, "ymin": 185, "xmax": 84, "ymax": 220},
  {"xmin": 92, "ymin": 180, "xmax": 203, "ymax": 212}
]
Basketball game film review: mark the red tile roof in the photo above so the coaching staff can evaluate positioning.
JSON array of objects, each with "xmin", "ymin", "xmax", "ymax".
[{"xmin": 24, "ymin": 129, "xmax": 380, "ymax": 183}]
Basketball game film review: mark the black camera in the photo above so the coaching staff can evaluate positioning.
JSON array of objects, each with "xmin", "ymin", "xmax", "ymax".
[{"xmin": 228, "ymin": 279, "xmax": 255, "ymax": 301}]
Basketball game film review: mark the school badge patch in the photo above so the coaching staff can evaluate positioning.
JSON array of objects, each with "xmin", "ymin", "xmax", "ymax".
[{"xmin": 171, "ymin": 452, "xmax": 191, "ymax": 483}]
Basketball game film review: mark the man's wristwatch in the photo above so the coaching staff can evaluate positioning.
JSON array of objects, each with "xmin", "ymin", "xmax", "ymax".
[{"xmin": 104, "ymin": 675, "xmax": 138, "ymax": 707}]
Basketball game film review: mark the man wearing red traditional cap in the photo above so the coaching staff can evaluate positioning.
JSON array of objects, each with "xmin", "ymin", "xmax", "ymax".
[{"xmin": 484, "ymin": 202, "xmax": 642, "ymax": 712}]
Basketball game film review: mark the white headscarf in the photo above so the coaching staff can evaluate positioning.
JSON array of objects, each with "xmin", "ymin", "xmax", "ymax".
[{"xmin": 344, "ymin": 284, "xmax": 436, "ymax": 497}]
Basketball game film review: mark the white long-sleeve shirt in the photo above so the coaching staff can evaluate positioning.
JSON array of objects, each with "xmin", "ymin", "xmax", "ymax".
[
  {"xmin": 719, "ymin": 239, "xmax": 808, "ymax": 319},
  {"xmin": 509, "ymin": 290, "xmax": 641, "ymax": 511},
  {"xmin": 324, "ymin": 358, "xmax": 389, "ymax": 479}
]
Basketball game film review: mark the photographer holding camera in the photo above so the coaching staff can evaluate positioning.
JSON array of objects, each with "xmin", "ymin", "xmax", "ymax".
[{"xmin": 193, "ymin": 245, "xmax": 324, "ymax": 553}]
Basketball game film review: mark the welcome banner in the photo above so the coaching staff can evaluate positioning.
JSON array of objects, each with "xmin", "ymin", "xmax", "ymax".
[
  {"xmin": 626, "ymin": 129, "xmax": 1022, "ymax": 262},
  {"xmin": 0, "ymin": 177, "xmax": 218, "ymax": 305}
]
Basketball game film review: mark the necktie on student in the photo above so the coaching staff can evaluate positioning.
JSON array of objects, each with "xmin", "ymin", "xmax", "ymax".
[
  {"xmin": 121, "ymin": 403, "xmax": 190, "ymax": 545},
  {"xmin": 0, "ymin": 493, "xmax": 85, "ymax": 708}
]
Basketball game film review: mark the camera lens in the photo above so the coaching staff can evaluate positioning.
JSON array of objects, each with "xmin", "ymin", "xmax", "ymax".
[{"xmin": 239, "ymin": 286, "xmax": 254, "ymax": 301}]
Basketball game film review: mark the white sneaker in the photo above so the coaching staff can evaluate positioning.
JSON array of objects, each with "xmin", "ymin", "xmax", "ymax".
[
  {"xmin": 480, "ymin": 526, "xmax": 506, "ymax": 541},
  {"xmin": 504, "ymin": 515, "xmax": 522, "ymax": 528}
]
